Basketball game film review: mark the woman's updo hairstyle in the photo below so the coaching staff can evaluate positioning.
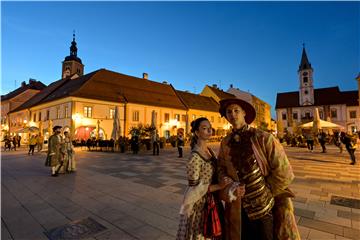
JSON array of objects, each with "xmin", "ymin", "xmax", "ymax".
[{"xmin": 190, "ymin": 117, "xmax": 209, "ymax": 149}]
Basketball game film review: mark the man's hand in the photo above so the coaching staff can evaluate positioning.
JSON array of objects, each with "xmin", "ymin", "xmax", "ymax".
[
  {"xmin": 219, "ymin": 176, "xmax": 233, "ymax": 188},
  {"xmin": 235, "ymin": 184, "xmax": 246, "ymax": 198}
]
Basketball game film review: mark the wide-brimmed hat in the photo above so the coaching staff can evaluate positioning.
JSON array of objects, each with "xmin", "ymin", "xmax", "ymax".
[
  {"xmin": 219, "ymin": 98, "xmax": 256, "ymax": 124},
  {"xmin": 52, "ymin": 126, "xmax": 62, "ymax": 131}
]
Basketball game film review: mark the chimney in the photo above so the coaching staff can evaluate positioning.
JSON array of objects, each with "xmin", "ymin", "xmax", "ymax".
[
  {"xmin": 29, "ymin": 78, "xmax": 36, "ymax": 84},
  {"xmin": 230, "ymin": 84, "xmax": 233, "ymax": 88},
  {"xmin": 21, "ymin": 81, "xmax": 26, "ymax": 87},
  {"xmin": 143, "ymin": 73, "xmax": 148, "ymax": 79},
  {"xmin": 212, "ymin": 84, "xmax": 217, "ymax": 88}
]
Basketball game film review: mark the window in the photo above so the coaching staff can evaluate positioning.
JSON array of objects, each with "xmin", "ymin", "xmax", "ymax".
[
  {"xmin": 192, "ymin": 114, "xmax": 196, "ymax": 120},
  {"xmin": 110, "ymin": 109, "xmax": 115, "ymax": 119},
  {"xmin": 57, "ymin": 108, "xmax": 61, "ymax": 119},
  {"xmin": 304, "ymin": 90, "xmax": 308, "ymax": 95},
  {"xmin": 33, "ymin": 113, "xmax": 36, "ymax": 122},
  {"xmin": 84, "ymin": 106, "xmax": 92, "ymax": 118},
  {"xmin": 319, "ymin": 110, "xmax": 324, "ymax": 119},
  {"xmin": 282, "ymin": 113, "xmax": 287, "ymax": 120},
  {"xmin": 165, "ymin": 113, "xmax": 170, "ymax": 122},
  {"xmin": 38, "ymin": 112, "xmax": 42, "ymax": 121},
  {"xmin": 292, "ymin": 113, "xmax": 298, "ymax": 120},
  {"xmin": 350, "ymin": 111, "xmax": 357, "ymax": 119},
  {"xmin": 303, "ymin": 77, "xmax": 308, "ymax": 83},
  {"xmin": 46, "ymin": 110, "xmax": 50, "ymax": 120},
  {"xmin": 331, "ymin": 109, "xmax": 337, "ymax": 118},
  {"xmin": 133, "ymin": 111, "xmax": 139, "ymax": 121},
  {"xmin": 181, "ymin": 115, "xmax": 187, "ymax": 122},
  {"xmin": 174, "ymin": 114, "xmax": 180, "ymax": 121},
  {"xmin": 211, "ymin": 116, "xmax": 214, "ymax": 123},
  {"xmin": 64, "ymin": 106, "xmax": 69, "ymax": 118},
  {"xmin": 305, "ymin": 112, "xmax": 311, "ymax": 119}
]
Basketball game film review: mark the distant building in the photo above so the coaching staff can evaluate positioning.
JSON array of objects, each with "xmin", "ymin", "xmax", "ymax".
[
  {"xmin": 200, "ymin": 84, "xmax": 272, "ymax": 130},
  {"xmin": 7, "ymin": 35, "xmax": 232, "ymax": 141},
  {"xmin": 1, "ymin": 79, "xmax": 46, "ymax": 139},
  {"xmin": 275, "ymin": 47, "xmax": 359, "ymax": 134},
  {"xmin": 227, "ymin": 86, "xmax": 272, "ymax": 130}
]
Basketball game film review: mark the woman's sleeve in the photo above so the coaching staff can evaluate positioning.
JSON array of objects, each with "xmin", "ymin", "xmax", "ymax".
[{"xmin": 186, "ymin": 153, "xmax": 202, "ymax": 186}]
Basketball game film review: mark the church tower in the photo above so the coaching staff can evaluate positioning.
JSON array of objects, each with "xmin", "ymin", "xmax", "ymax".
[
  {"xmin": 298, "ymin": 45, "xmax": 314, "ymax": 106},
  {"xmin": 61, "ymin": 32, "xmax": 84, "ymax": 79}
]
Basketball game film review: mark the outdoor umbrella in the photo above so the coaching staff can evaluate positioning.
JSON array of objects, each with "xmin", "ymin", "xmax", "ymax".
[
  {"xmin": 300, "ymin": 119, "xmax": 344, "ymax": 129},
  {"xmin": 111, "ymin": 106, "xmax": 121, "ymax": 140},
  {"xmin": 312, "ymin": 108, "xmax": 321, "ymax": 134}
]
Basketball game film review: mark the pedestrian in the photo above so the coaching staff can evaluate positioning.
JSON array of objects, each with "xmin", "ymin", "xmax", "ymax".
[
  {"xmin": 152, "ymin": 131, "xmax": 160, "ymax": 155},
  {"xmin": 45, "ymin": 126, "xmax": 64, "ymax": 177},
  {"xmin": 318, "ymin": 131, "xmax": 327, "ymax": 153},
  {"xmin": 131, "ymin": 134, "xmax": 139, "ymax": 154},
  {"xmin": 340, "ymin": 132, "xmax": 357, "ymax": 165},
  {"xmin": 334, "ymin": 131, "xmax": 343, "ymax": 153},
  {"xmin": 28, "ymin": 135, "xmax": 37, "ymax": 155},
  {"xmin": 305, "ymin": 132, "xmax": 314, "ymax": 152},
  {"xmin": 59, "ymin": 131, "xmax": 76, "ymax": 173},
  {"xmin": 176, "ymin": 117, "xmax": 232, "ymax": 240},
  {"xmin": 216, "ymin": 98, "xmax": 300, "ymax": 240},
  {"xmin": 17, "ymin": 135, "xmax": 21, "ymax": 148},
  {"xmin": 12, "ymin": 136, "xmax": 17, "ymax": 151},
  {"xmin": 177, "ymin": 132, "xmax": 184, "ymax": 158},
  {"xmin": 37, "ymin": 134, "xmax": 44, "ymax": 152}
]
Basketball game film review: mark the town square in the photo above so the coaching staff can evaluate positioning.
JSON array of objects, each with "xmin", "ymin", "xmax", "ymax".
[{"xmin": 1, "ymin": 1, "xmax": 359, "ymax": 240}]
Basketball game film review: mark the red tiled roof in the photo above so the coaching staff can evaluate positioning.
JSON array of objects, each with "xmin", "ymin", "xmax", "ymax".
[
  {"xmin": 276, "ymin": 87, "xmax": 358, "ymax": 109},
  {"xmin": 176, "ymin": 90, "xmax": 219, "ymax": 112},
  {"xmin": 11, "ymin": 69, "xmax": 188, "ymax": 112},
  {"xmin": 207, "ymin": 85, "xmax": 236, "ymax": 100},
  {"xmin": 1, "ymin": 80, "xmax": 46, "ymax": 101}
]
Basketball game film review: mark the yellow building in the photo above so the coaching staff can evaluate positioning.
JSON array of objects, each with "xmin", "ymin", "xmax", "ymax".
[
  {"xmin": 201, "ymin": 84, "xmax": 272, "ymax": 130},
  {"xmin": 1, "ymin": 79, "xmax": 46, "ymax": 140},
  {"xmin": 175, "ymin": 90, "xmax": 230, "ymax": 136}
]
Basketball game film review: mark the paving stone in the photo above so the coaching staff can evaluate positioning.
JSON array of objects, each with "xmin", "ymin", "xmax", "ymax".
[
  {"xmin": 331, "ymin": 196, "xmax": 360, "ymax": 209},
  {"xmin": 298, "ymin": 217, "xmax": 343, "ymax": 236},
  {"xmin": 295, "ymin": 208, "xmax": 316, "ymax": 219},
  {"xmin": 343, "ymin": 226, "xmax": 360, "ymax": 240},
  {"xmin": 337, "ymin": 210, "xmax": 360, "ymax": 221}
]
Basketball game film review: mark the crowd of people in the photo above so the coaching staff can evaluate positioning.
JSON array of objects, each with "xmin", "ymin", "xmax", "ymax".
[{"xmin": 280, "ymin": 129, "xmax": 358, "ymax": 165}]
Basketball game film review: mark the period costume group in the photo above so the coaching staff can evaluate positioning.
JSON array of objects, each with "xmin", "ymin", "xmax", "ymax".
[
  {"xmin": 177, "ymin": 98, "xmax": 300, "ymax": 240},
  {"xmin": 45, "ymin": 126, "xmax": 76, "ymax": 177}
]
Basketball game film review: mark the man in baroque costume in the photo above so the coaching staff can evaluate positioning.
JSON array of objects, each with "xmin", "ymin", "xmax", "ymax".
[
  {"xmin": 45, "ymin": 126, "xmax": 64, "ymax": 177},
  {"xmin": 217, "ymin": 98, "xmax": 300, "ymax": 240}
]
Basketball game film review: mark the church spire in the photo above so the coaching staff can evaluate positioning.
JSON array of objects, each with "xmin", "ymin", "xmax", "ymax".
[
  {"xmin": 298, "ymin": 44, "xmax": 312, "ymax": 72},
  {"xmin": 70, "ymin": 30, "xmax": 78, "ymax": 57}
]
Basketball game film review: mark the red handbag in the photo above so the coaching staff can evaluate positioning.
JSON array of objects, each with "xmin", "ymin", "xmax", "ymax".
[{"xmin": 203, "ymin": 193, "xmax": 222, "ymax": 238}]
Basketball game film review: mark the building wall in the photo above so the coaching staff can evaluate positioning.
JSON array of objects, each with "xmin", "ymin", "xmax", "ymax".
[
  {"xmin": 200, "ymin": 86, "xmax": 221, "ymax": 102},
  {"xmin": 186, "ymin": 109, "xmax": 229, "ymax": 135}
]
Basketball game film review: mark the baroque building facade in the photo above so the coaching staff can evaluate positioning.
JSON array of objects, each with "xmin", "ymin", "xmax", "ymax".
[{"xmin": 276, "ymin": 47, "xmax": 359, "ymax": 134}]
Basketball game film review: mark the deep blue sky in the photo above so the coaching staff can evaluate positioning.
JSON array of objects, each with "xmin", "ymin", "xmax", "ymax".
[{"xmin": 2, "ymin": 1, "xmax": 359, "ymax": 117}]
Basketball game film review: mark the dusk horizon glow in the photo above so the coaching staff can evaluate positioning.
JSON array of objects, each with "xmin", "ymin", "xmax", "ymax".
[{"xmin": 2, "ymin": 1, "xmax": 359, "ymax": 118}]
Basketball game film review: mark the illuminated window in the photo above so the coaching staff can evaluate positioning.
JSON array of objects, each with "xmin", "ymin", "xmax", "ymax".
[
  {"xmin": 331, "ymin": 109, "xmax": 337, "ymax": 118},
  {"xmin": 84, "ymin": 107, "xmax": 92, "ymax": 118},
  {"xmin": 181, "ymin": 115, "xmax": 187, "ymax": 122},
  {"xmin": 350, "ymin": 111, "xmax": 356, "ymax": 119},
  {"xmin": 133, "ymin": 111, "xmax": 139, "ymax": 121},
  {"xmin": 165, "ymin": 113, "xmax": 170, "ymax": 122},
  {"xmin": 64, "ymin": 106, "xmax": 69, "ymax": 118},
  {"xmin": 110, "ymin": 109, "xmax": 115, "ymax": 119},
  {"xmin": 57, "ymin": 108, "xmax": 61, "ymax": 119},
  {"xmin": 174, "ymin": 114, "xmax": 180, "ymax": 121}
]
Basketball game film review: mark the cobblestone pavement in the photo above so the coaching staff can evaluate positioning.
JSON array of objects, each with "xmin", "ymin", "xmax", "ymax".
[{"xmin": 1, "ymin": 143, "xmax": 359, "ymax": 240}]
